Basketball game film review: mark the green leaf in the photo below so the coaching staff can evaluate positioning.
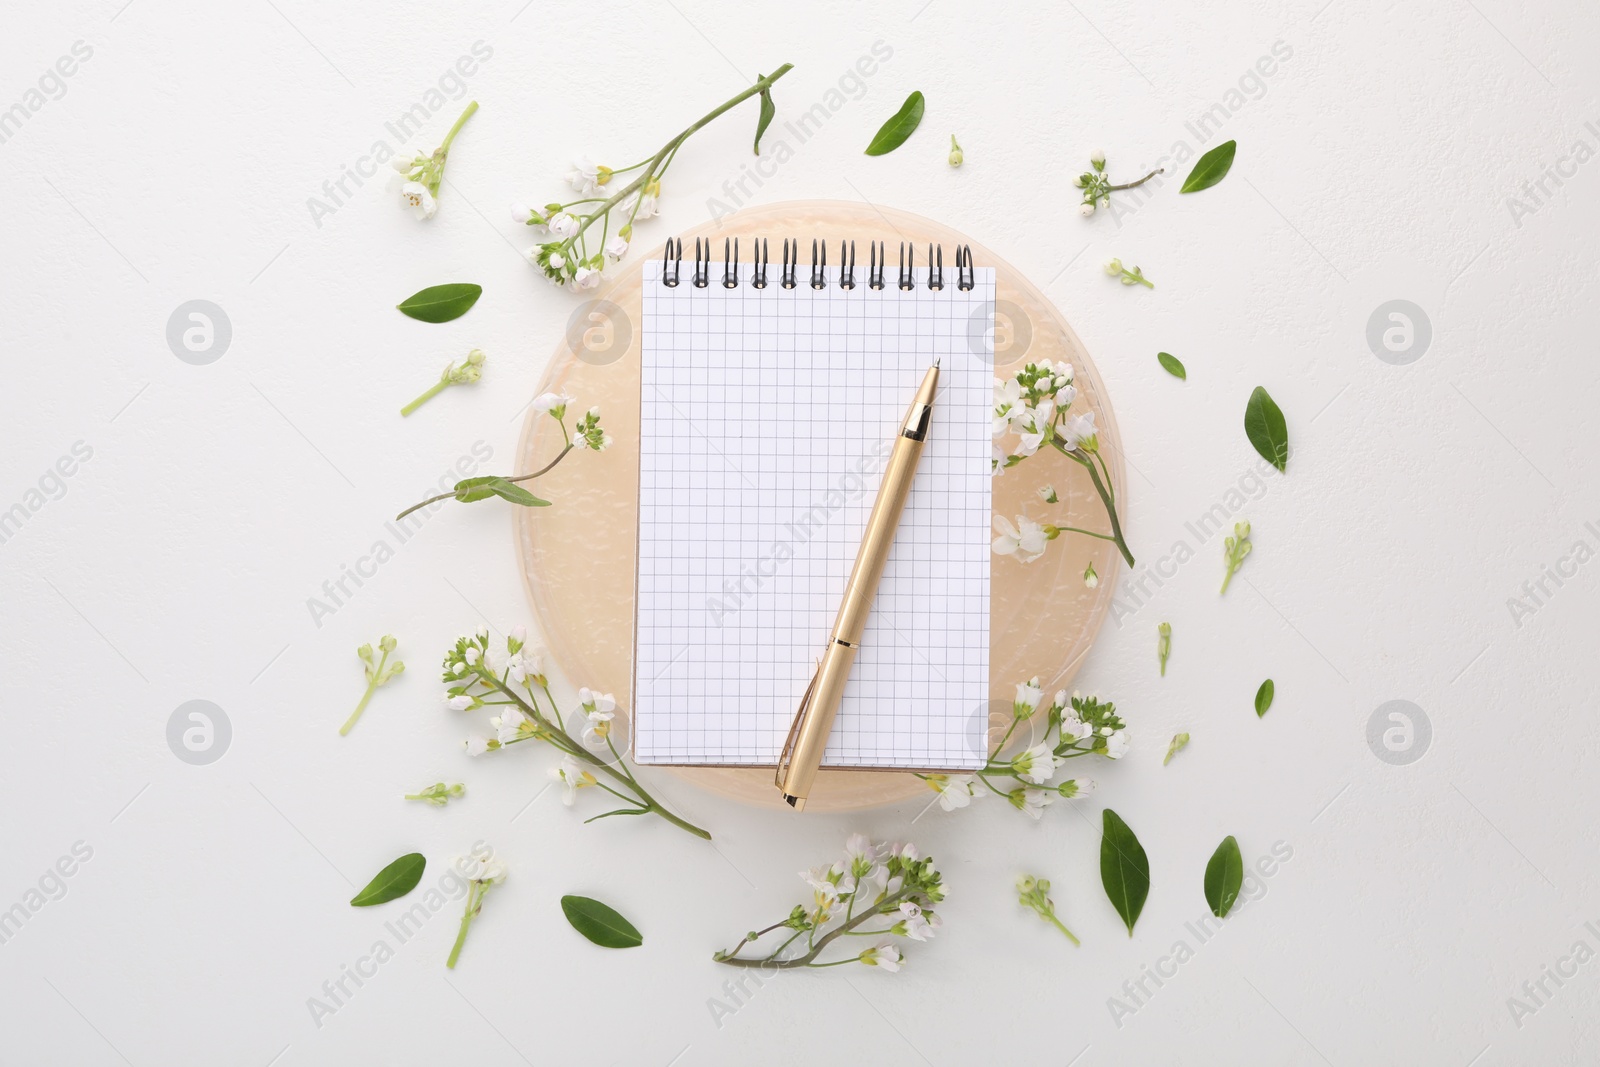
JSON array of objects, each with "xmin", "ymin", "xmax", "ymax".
[
  {"xmin": 753, "ymin": 73, "xmax": 775, "ymax": 154},
  {"xmin": 350, "ymin": 853, "xmax": 425, "ymax": 907},
  {"xmin": 451, "ymin": 476, "xmax": 551, "ymax": 508},
  {"xmin": 1099, "ymin": 808, "xmax": 1150, "ymax": 936},
  {"xmin": 1157, "ymin": 352, "xmax": 1186, "ymax": 380},
  {"xmin": 1255, "ymin": 679, "xmax": 1275, "ymax": 718},
  {"xmin": 1180, "ymin": 139, "xmax": 1236, "ymax": 193},
  {"xmin": 561, "ymin": 894, "xmax": 643, "ymax": 948},
  {"xmin": 1204, "ymin": 836, "xmax": 1244, "ymax": 918},
  {"xmin": 864, "ymin": 91, "xmax": 925, "ymax": 156},
  {"xmin": 1244, "ymin": 386, "xmax": 1289, "ymax": 472},
  {"xmin": 397, "ymin": 283, "xmax": 483, "ymax": 323}
]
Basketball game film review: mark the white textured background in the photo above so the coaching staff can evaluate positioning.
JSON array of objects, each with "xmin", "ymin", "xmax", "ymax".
[{"xmin": 2, "ymin": 1, "xmax": 1596, "ymax": 1064}]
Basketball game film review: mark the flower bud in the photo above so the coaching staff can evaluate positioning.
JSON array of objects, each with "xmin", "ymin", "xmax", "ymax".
[
  {"xmin": 1090, "ymin": 149, "xmax": 1105, "ymax": 169},
  {"xmin": 1105, "ymin": 259, "xmax": 1123, "ymax": 276},
  {"xmin": 1079, "ymin": 203, "xmax": 1095, "ymax": 217},
  {"xmin": 947, "ymin": 134, "xmax": 963, "ymax": 167},
  {"xmin": 379, "ymin": 634, "xmax": 398, "ymax": 652}
]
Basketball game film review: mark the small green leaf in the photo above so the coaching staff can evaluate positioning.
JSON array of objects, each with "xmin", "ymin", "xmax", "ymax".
[
  {"xmin": 1157, "ymin": 352, "xmax": 1186, "ymax": 380},
  {"xmin": 1255, "ymin": 679, "xmax": 1275, "ymax": 718},
  {"xmin": 1204, "ymin": 836, "xmax": 1244, "ymax": 918},
  {"xmin": 864, "ymin": 91, "xmax": 925, "ymax": 156},
  {"xmin": 1180, "ymin": 139, "xmax": 1236, "ymax": 193},
  {"xmin": 350, "ymin": 853, "xmax": 426, "ymax": 907},
  {"xmin": 1163, "ymin": 732, "xmax": 1190, "ymax": 766},
  {"xmin": 1099, "ymin": 808, "xmax": 1150, "ymax": 936},
  {"xmin": 397, "ymin": 283, "xmax": 483, "ymax": 323},
  {"xmin": 1244, "ymin": 386, "xmax": 1289, "ymax": 472},
  {"xmin": 561, "ymin": 894, "xmax": 643, "ymax": 948},
  {"xmin": 753, "ymin": 74, "xmax": 775, "ymax": 154},
  {"xmin": 451, "ymin": 476, "xmax": 551, "ymax": 508}
]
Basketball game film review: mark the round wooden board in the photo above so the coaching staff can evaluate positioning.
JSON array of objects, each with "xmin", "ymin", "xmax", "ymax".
[{"xmin": 514, "ymin": 200, "xmax": 1126, "ymax": 812}]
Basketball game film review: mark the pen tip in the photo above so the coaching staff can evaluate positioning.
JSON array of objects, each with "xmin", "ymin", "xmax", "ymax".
[{"xmin": 933, "ymin": 356, "xmax": 941, "ymax": 369}]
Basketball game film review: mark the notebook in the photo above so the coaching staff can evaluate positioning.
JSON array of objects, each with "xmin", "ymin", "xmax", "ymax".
[{"xmin": 633, "ymin": 239, "xmax": 994, "ymax": 770}]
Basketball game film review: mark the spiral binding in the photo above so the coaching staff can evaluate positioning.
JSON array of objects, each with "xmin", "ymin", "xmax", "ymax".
[{"xmin": 661, "ymin": 238, "xmax": 973, "ymax": 292}]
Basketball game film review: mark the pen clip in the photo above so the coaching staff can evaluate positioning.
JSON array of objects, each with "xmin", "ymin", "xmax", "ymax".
[{"xmin": 775, "ymin": 664, "xmax": 821, "ymax": 791}]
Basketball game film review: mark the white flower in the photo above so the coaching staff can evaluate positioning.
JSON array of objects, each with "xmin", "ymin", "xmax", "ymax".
[
  {"xmin": 551, "ymin": 755, "xmax": 594, "ymax": 805},
  {"xmin": 581, "ymin": 697, "xmax": 615, "ymax": 749},
  {"xmin": 1014, "ymin": 678, "xmax": 1043, "ymax": 715},
  {"xmin": 530, "ymin": 391, "xmax": 575, "ymax": 416},
  {"xmin": 493, "ymin": 708, "xmax": 526, "ymax": 745},
  {"xmin": 579, "ymin": 688, "xmax": 617, "ymax": 713},
  {"xmin": 992, "ymin": 377, "xmax": 1025, "ymax": 435},
  {"xmin": 898, "ymin": 901, "xmax": 937, "ymax": 941},
  {"xmin": 1079, "ymin": 202, "xmax": 1095, "ymax": 217},
  {"xmin": 391, "ymin": 153, "xmax": 419, "ymax": 174},
  {"xmin": 1103, "ymin": 730, "xmax": 1130, "ymax": 759},
  {"xmin": 1037, "ymin": 484, "xmax": 1058, "ymax": 504},
  {"xmin": 1090, "ymin": 148, "xmax": 1106, "ymax": 167},
  {"xmin": 570, "ymin": 266, "xmax": 600, "ymax": 291},
  {"xmin": 1058, "ymin": 778, "xmax": 1095, "ymax": 799},
  {"xmin": 1008, "ymin": 788, "xmax": 1055, "ymax": 820},
  {"xmin": 510, "ymin": 201, "xmax": 533, "ymax": 223},
  {"xmin": 1105, "ymin": 258, "xmax": 1123, "ymax": 276},
  {"xmin": 465, "ymin": 734, "xmax": 491, "ymax": 756},
  {"xmin": 459, "ymin": 854, "xmax": 508, "ymax": 884},
  {"xmin": 1061, "ymin": 717, "xmax": 1094, "ymax": 744},
  {"xmin": 1012, "ymin": 742, "xmax": 1061, "ymax": 785},
  {"xmin": 547, "ymin": 213, "xmax": 580, "ymax": 239},
  {"xmin": 445, "ymin": 694, "xmax": 475, "ymax": 712},
  {"xmin": 1014, "ymin": 399, "xmax": 1054, "ymax": 456},
  {"xmin": 1083, "ymin": 562, "xmax": 1099, "ymax": 588},
  {"xmin": 844, "ymin": 834, "xmax": 880, "ymax": 871},
  {"xmin": 802, "ymin": 864, "xmax": 844, "ymax": 905},
  {"xmin": 605, "ymin": 235, "xmax": 628, "ymax": 260},
  {"xmin": 993, "ymin": 515, "xmax": 1049, "ymax": 563},
  {"xmin": 400, "ymin": 181, "xmax": 437, "ymax": 219},
  {"xmin": 928, "ymin": 773, "xmax": 987, "ymax": 811},
  {"xmin": 565, "ymin": 155, "xmax": 601, "ymax": 194},
  {"xmin": 1061, "ymin": 411, "xmax": 1098, "ymax": 451},
  {"xmin": 860, "ymin": 943, "xmax": 903, "ymax": 972},
  {"xmin": 507, "ymin": 648, "xmax": 542, "ymax": 684},
  {"xmin": 991, "ymin": 442, "xmax": 1009, "ymax": 476},
  {"xmin": 463, "ymin": 645, "xmax": 481, "ymax": 666}
]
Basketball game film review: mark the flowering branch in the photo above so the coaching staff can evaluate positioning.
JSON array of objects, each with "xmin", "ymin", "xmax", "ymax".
[
  {"xmin": 714, "ymin": 837, "xmax": 942, "ymax": 972},
  {"xmin": 993, "ymin": 361, "xmax": 1135, "ymax": 566},
  {"xmin": 515, "ymin": 65, "xmax": 793, "ymax": 291},
  {"xmin": 394, "ymin": 394, "xmax": 609, "ymax": 521},
  {"xmin": 340, "ymin": 635, "xmax": 403, "ymax": 735},
  {"xmin": 917, "ymin": 679, "xmax": 1127, "ymax": 818},
  {"xmin": 392, "ymin": 101, "xmax": 478, "ymax": 219},
  {"xmin": 1076, "ymin": 149, "xmax": 1163, "ymax": 217},
  {"xmin": 445, "ymin": 627, "xmax": 711, "ymax": 840}
]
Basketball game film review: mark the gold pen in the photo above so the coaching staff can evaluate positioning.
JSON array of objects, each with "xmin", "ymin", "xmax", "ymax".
[{"xmin": 776, "ymin": 360, "xmax": 941, "ymax": 809}]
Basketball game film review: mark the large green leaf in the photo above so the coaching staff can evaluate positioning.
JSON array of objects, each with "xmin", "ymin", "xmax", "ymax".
[
  {"xmin": 1099, "ymin": 808, "xmax": 1150, "ymax": 936},
  {"xmin": 350, "ymin": 853, "xmax": 425, "ymax": 907},
  {"xmin": 1204, "ymin": 836, "xmax": 1244, "ymax": 918},
  {"xmin": 397, "ymin": 283, "xmax": 483, "ymax": 323},
  {"xmin": 561, "ymin": 894, "xmax": 643, "ymax": 948},
  {"xmin": 1180, "ymin": 140, "xmax": 1236, "ymax": 193},
  {"xmin": 865, "ymin": 92, "xmax": 925, "ymax": 156},
  {"xmin": 1244, "ymin": 386, "xmax": 1289, "ymax": 472}
]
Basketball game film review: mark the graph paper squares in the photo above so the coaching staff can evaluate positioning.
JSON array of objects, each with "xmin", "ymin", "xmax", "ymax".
[{"xmin": 634, "ymin": 258, "xmax": 995, "ymax": 769}]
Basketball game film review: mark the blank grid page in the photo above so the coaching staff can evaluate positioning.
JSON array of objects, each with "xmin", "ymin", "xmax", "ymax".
[{"xmin": 634, "ymin": 259, "xmax": 995, "ymax": 769}]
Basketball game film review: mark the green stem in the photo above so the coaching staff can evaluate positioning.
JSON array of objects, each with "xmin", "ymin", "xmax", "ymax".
[
  {"xmin": 1054, "ymin": 444, "xmax": 1135, "ymax": 566},
  {"xmin": 1047, "ymin": 912, "xmax": 1081, "ymax": 946},
  {"xmin": 400, "ymin": 380, "xmax": 448, "ymax": 417},
  {"xmin": 446, "ymin": 884, "xmax": 482, "ymax": 969},
  {"xmin": 438, "ymin": 101, "xmax": 478, "ymax": 158},
  {"xmin": 1106, "ymin": 166, "xmax": 1163, "ymax": 192},
  {"xmin": 483, "ymin": 675, "xmax": 711, "ymax": 840},
  {"xmin": 394, "ymin": 440, "xmax": 575, "ymax": 522},
  {"xmin": 339, "ymin": 649, "xmax": 388, "ymax": 735},
  {"xmin": 562, "ymin": 65, "xmax": 793, "ymax": 248}
]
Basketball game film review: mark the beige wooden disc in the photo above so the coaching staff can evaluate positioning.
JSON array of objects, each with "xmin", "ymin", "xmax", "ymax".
[{"xmin": 514, "ymin": 200, "xmax": 1126, "ymax": 812}]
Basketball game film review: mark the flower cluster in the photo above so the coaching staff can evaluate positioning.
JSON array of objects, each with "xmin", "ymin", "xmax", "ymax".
[
  {"xmin": 1017, "ymin": 874, "xmax": 1079, "ymax": 944},
  {"xmin": 1105, "ymin": 258, "xmax": 1154, "ymax": 289},
  {"xmin": 447, "ymin": 845, "xmax": 507, "ymax": 969},
  {"xmin": 1075, "ymin": 149, "xmax": 1163, "ymax": 217},
  {"xmin": 340, "ymin": 635, "xmax": 404, "ymax": 736},
  {"xmin": 404, "ymin": 782, "xmax": 465, "ymax": 806},
  {"xmin": 442, "ymin": 626, "xmax": 710, "ymax": 839},
  {"xmin": 714, "ymin": 836, "xmax": 944, "ymax": 972},
  {"xmin": 390, "ymin": 101, "xmax": 479, "ymax": 220},
  {"xmin": 991, "ymin": 361, "xmax": 1133, "ymax": 567},
  {"xmin": 400, "ymin": 349, "xmax": 485, "ymax": 417},
  {"xmin": 1220, "ymin": 520, "xmax": 1252, "ymax": 594},
  {"xmin": 512, "ymin": 68, "xmax": 791, "ymax": 292},
  {"xmin": 919, "ymin": 680, "xmax": 1127, "ymax": 820}
]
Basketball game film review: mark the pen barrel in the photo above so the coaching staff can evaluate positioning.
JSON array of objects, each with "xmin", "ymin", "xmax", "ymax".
[
  {"xmin": 831, "ymin": 434, "xmax": 924, "ymax": 642},
  {"xmin": 779, "ymin": 641, "xmax": 858, "ymax": 799}
]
